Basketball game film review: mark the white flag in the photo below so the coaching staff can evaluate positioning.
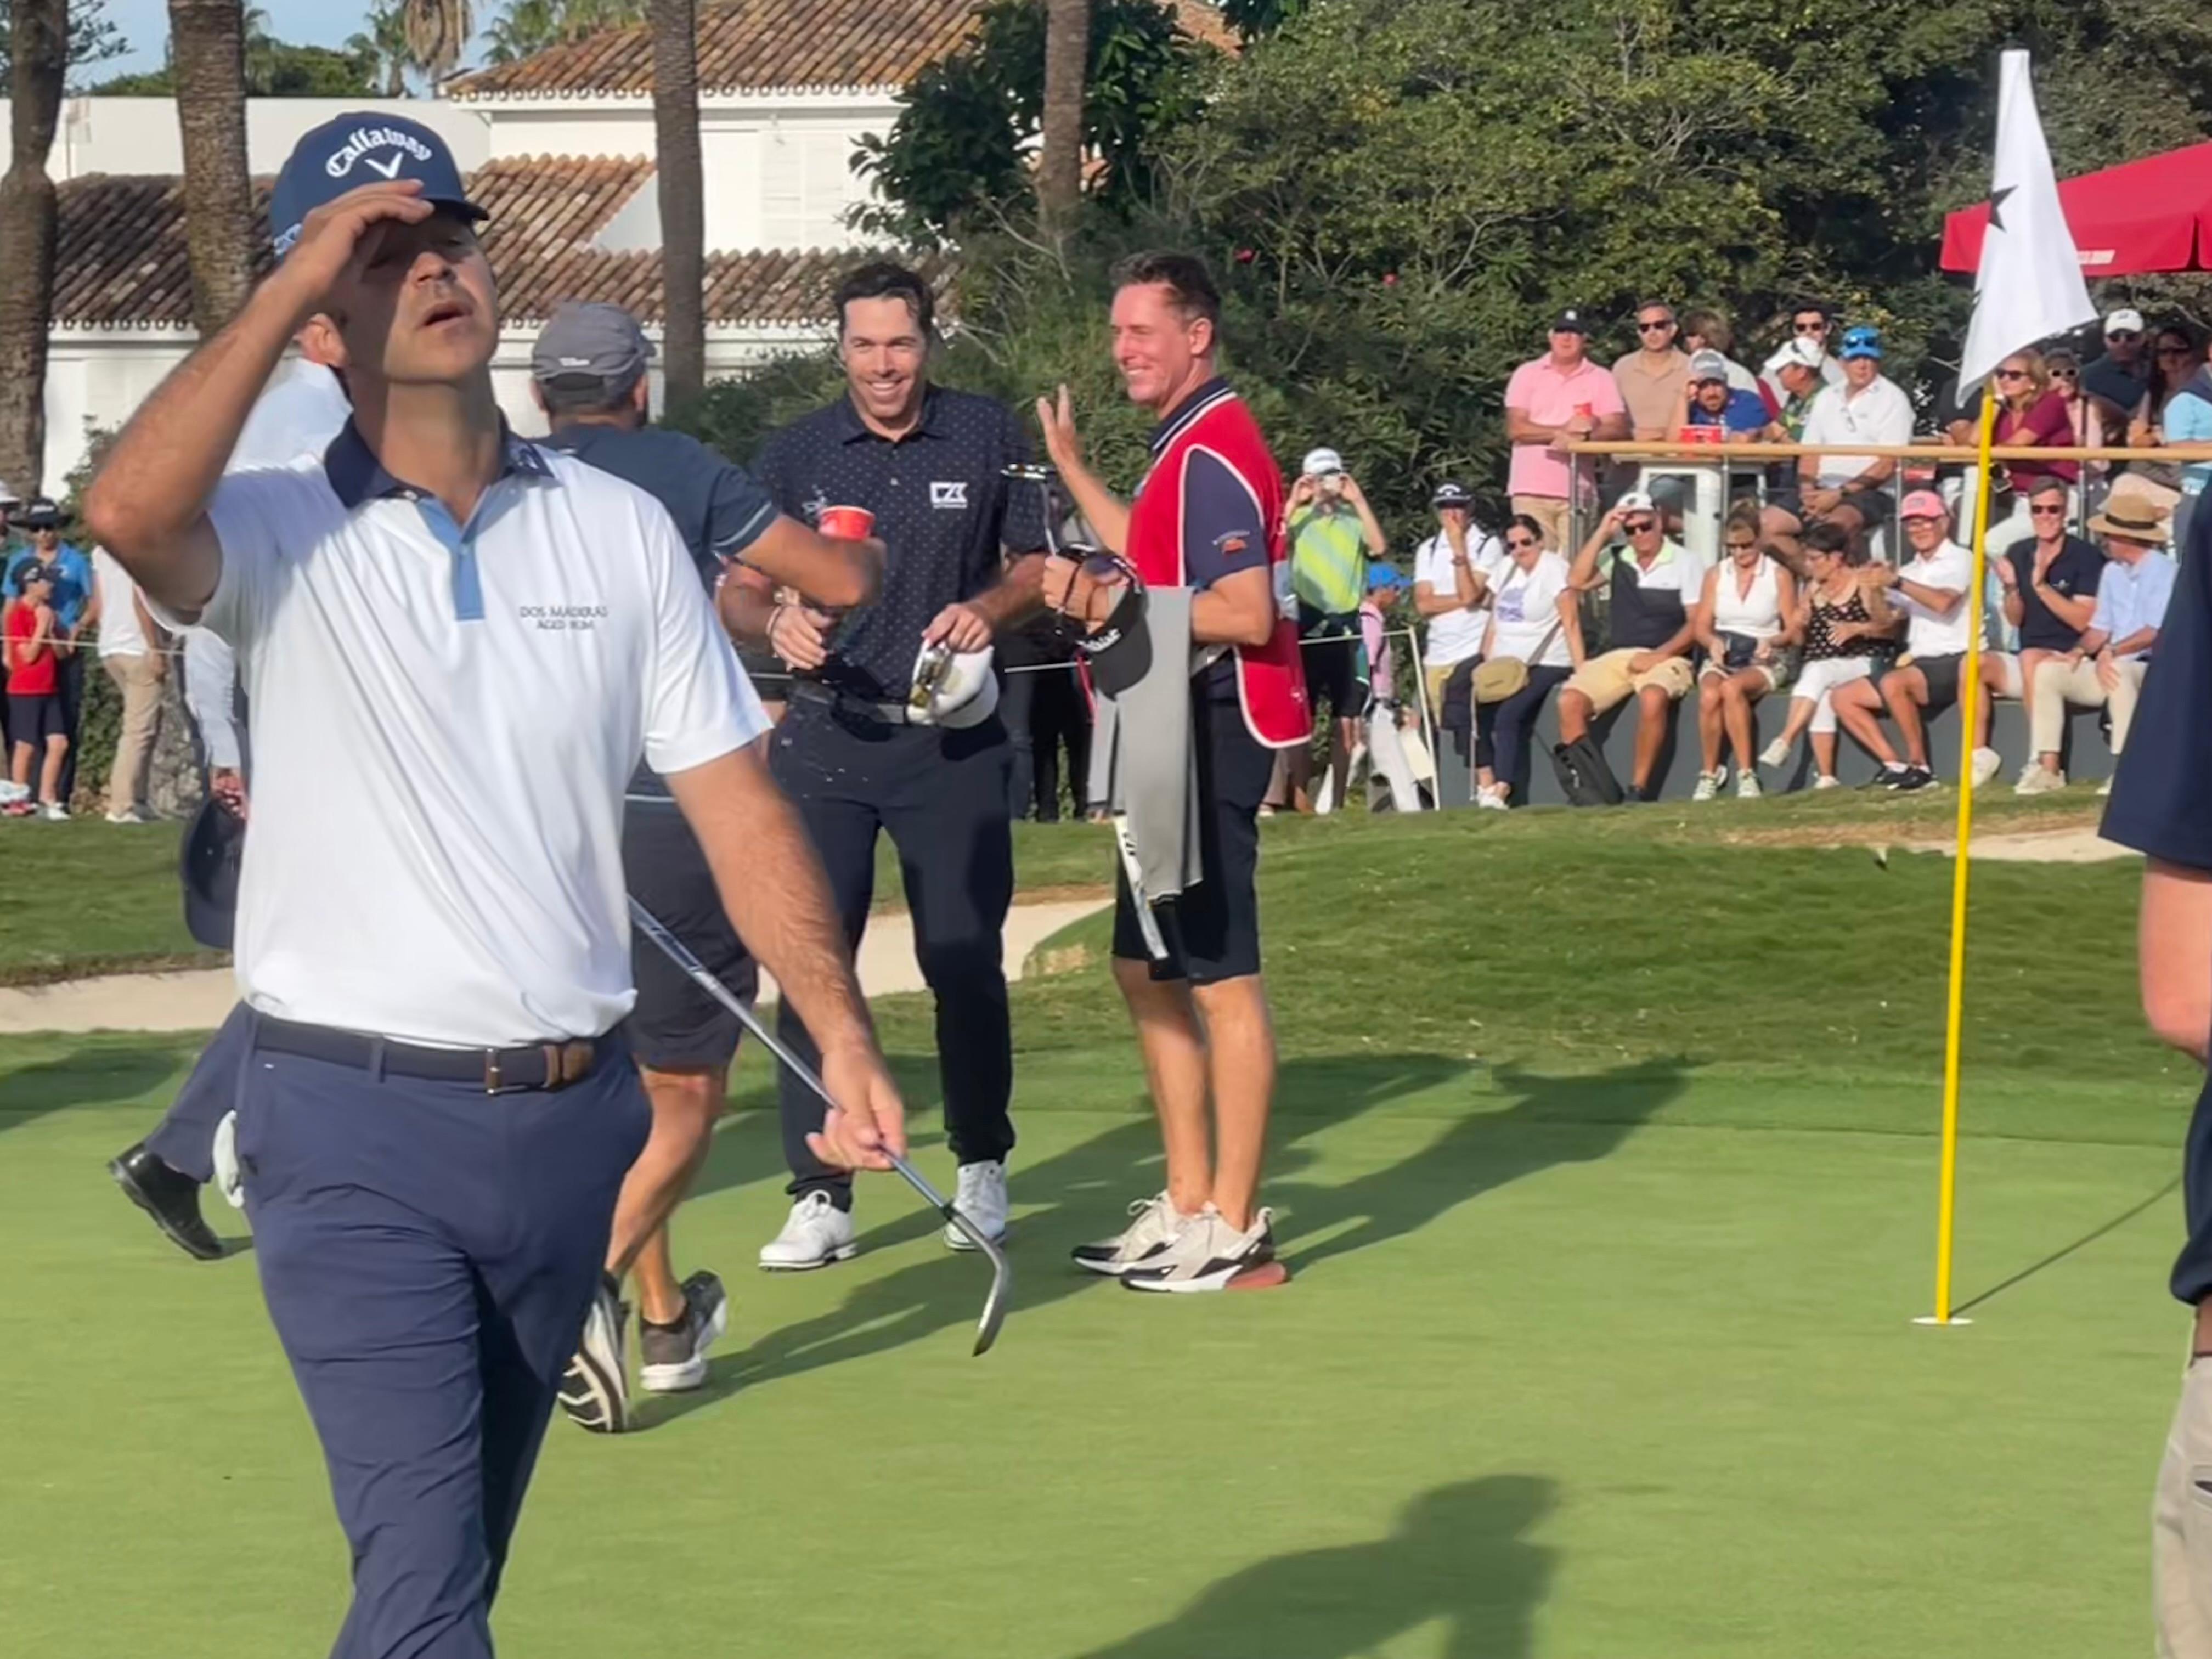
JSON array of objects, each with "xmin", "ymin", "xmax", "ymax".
[{"xmin": 1958, "ymin": 49, "xmax": 2096, "ymax": 389}]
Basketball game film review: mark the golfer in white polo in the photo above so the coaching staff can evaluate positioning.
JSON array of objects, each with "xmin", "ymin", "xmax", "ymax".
[{"xmin": 83, "ymin": 113, "xmax": 903, "ymax": 1658}]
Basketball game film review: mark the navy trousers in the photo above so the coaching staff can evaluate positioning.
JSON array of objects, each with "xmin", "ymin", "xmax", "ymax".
[
  {"xmin": 769, "ymin": 699, "xmax": 1015, "ymax": 1202},
  {"xmin": 144, "ymin": 1000, "xmax": 255, "ymax": 1183},
  {"xmin": 235, "ymin": 1031, "xmax": 650, "ymax": 1659}
]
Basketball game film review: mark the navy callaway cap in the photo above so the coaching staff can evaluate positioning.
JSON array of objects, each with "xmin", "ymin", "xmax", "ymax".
[{"xmin": 269, "ymin": 112, "xmax": 486, "ymax": 257}]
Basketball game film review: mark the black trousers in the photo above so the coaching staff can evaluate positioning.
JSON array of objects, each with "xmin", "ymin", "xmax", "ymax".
[
  {"xmin": 1002, "ymin": 662, "xmax": 1090, "ymax": 821},
  {"xmin": 769, "ymin": 699, "xmax": 1015, "ymax": 1204},
  {"xmin": 54, "ymin": 650, "xmax": 83, "ymax": 803}
]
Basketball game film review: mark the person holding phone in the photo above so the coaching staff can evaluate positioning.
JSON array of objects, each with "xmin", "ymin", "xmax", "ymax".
[{"xmin": 1285, "ymin": 446, "xmax": 1386, "ymax": 811}]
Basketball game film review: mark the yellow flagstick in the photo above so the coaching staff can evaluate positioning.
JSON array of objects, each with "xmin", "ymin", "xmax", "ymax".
[{"xmin": 1926, "ymin": 392, "xmax": 1999, "ymax": 1327}]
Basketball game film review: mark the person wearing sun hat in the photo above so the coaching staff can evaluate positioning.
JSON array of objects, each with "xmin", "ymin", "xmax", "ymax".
[{"xmin": 2016, "ymin": 475, "xmax": 2177, "ymax": 795}]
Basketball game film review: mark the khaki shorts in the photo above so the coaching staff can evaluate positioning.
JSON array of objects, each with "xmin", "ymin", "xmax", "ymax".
[
  {"xmin": 1563, "ymin": 647, "xmax": 1695, "ymax": 715},
  {"xmin": 2157, "ymin": 1357, "xmax": 2212, "ymax": 1657}
]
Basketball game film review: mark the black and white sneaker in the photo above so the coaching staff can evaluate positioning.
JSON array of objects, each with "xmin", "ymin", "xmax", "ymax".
[
  {"xmin": 1893, "ymin": 764, "xmax": 1937, "ymax": 792},
  {"xmin": 637, "ymin": 1270, "xmax": 729, "ymax": 1395},
  {"xmin": 1121, "ymin": 1205, "xmax": 1275, "ymax": 1294},
  {"xmin": 1071, "ymin": 1192, "xmax": 1192, "ymax": 1277},
  {"xmin": 557, "ymin": 1272, "xmax": 630, "ymax": 1434}
]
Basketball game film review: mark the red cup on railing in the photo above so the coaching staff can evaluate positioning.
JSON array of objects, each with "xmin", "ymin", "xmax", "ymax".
[{"xmin": 818, "ymin": 505, "xmax": 874, "ymax": 540}]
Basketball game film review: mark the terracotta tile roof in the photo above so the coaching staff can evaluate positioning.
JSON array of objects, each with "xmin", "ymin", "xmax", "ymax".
[
  {"xmin": 451, "ymin": 0, "xmax": 1235, "ymax": 99},
  {"xmin": 52, "ymin": 158, "xmax": 924, "ymax": 330}
]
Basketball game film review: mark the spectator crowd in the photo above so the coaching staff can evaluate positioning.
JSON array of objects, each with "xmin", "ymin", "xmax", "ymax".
[{"xmin": 4, "ymin": 300, "xmax": 2193, "ymax": 825}]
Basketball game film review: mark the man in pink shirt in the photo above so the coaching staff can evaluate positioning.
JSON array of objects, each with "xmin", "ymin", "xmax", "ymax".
[{"xmin": 1504, "ymin": 310, "xmax": 1630, "ymax": 552}]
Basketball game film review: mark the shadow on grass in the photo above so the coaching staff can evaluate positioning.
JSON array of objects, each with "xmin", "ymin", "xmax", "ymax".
[
  {"xmin": 1065, "ymin": 1474, "xmax": 1555, "ymax": 1659},
  {"xmin": 1275, "ymin": 1056, "xmax": 1689, "ymax": 1275},
  {"xmin": 0, "ymin": 1039, "xmax": 192, "ymax": 1137},
  {"xmin": 645, "ymin": 1054, "xmax": 1679, "ymax": 1427}
]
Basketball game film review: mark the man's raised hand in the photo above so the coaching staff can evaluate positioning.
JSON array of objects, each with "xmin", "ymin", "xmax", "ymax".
[{"xmin": 272, "ymin": 180, "xmax": 433, "ymax": 314}]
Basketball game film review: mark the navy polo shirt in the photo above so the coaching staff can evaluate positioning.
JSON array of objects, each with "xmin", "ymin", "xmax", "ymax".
[
  {"xmin": 540, "ymin": 421, "xmax": 779, "ymax": 798},
  {"xmin": 753, "ymin": 385, "xmax": 1045, "ymax": 701},
  {"xmin": 2007, "ymin": 535, "xmax": 2106, "ymax": 652},
  {"xmin": 2103, "ymin": 509, "xmax": 2212, "ymax": 1303}
]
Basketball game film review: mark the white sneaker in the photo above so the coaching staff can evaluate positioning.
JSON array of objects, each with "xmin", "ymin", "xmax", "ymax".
[
  {"xmin": 1071, "ymin": 1192, "xmax": 1194, "ymax": 1276},
  {"xmin": 1736, "ymin": 772, "xmax": 1763, "ymax": 800},
  {"xmin": 1122, "ymin": 1204, "xmax": 1276, "ymax": 1294},
  {"xmin": 2098, "ymin": 776, "xmax": 2114, "ymax": 798},
  {"xmin": 1970, "ymin": 747, "xmax": 2002, "ymax": 789},
  {"xmin": 2014, "ymin": 766, "xmax": 2066, "ymax": 797},
  {"xmin": 40, "ymin": 801, "xmax": 68, "ymax": 821},
  {"xmin": 1474, "ymin": 786, "xmax": 1508, "ymax": 812},
  {"xmin": 105, "ymin": 807, "xmax": 147, "ymax": 825},
  {"xmin": 0, "ymin": 780, "xmax": 25, "ymax": 804},
  {"xmin": 1691, "ymin": 770, "xmax": 1722, "ymax": 802},
  {"xmin": 1758, "ymin": 736, "xmax": 1791, "ymax": 769},
  {"xmin": 945, "ymin": 1159, "xmax": 1009, "ymax": 1251},
  {"xmin": 758, "ymin": 1190, "xmax": 857, "ymax": 1271},
  {"xmin": 1812, "ymin": 774, "xmax": 1841, "ymax": 791}
]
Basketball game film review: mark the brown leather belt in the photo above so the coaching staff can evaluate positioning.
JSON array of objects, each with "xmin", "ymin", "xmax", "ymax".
[{"xmin": 253, "ymin": 1014, "xmax": 603, "ymax": 1094}]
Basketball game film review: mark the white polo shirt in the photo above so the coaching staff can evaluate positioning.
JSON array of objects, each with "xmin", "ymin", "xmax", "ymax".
[
  {"xmin": 160, "ymin": 426, "xmax": 766, "ymax": 1047},
  {"xmin": 1799, "ymin": 373, "xmax": 1915, "ymax": 486},
  {"xmin": 1412, "ymin": 529, "xmax": 1500, "ymax": 667},
  {"xmin": 1895, "ymin": 539, "xmax": 1980, "ymax": 657}
]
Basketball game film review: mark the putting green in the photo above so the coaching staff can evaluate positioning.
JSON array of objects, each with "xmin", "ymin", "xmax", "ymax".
[{"xmin": 0, "ymin": 813, "xmax": 2191, "ymax": 1657}]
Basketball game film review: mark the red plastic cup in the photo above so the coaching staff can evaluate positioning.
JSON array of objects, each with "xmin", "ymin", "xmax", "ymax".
[{"xmin": 818, "ymin": 505, "xmax": 874, "ymax": 540}]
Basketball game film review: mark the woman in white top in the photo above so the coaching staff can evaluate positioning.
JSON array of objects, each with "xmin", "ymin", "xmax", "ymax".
[
  {"xmin": 1691, "ymin": 501, "xmax": 1799, "ymax": 800},
  {"xmin": 1473, "ymin": 514, "xmax": 1583, "ymax": 809},
  {"xmin": 1412, "ymin": 482, "xmax": 1497, "ymax": 719}
]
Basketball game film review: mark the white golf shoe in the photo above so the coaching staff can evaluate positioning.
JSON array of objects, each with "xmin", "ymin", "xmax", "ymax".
[
  {"xmin": 1970, "ymin": 746, "xmax": 2003, "ymax": 789},
  {"xmin": 758, "ymin": 1190, "xmax": 858, "ymax": 1271},
  {"xmin": 945, "ymin": 1159, "xmax": 1009, "ymax": 1251}
]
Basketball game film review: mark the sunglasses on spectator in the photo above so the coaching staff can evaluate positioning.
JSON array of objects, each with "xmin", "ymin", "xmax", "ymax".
[
  {"xmin": 1623, "ymin": 517, "xmax": 1657, "ymax": 533},
  {"xmin": 1994, "ymin": 368, "xmax": 2030, "ymax": 381},
  {"xmin": 1637, "ymin": 318, "xmax": 1675, "ymax": 333},
  {"xmin": 1725, "ymin": 537, "xmax": 1759, "ymax": 550},
  {"xmin": 2108, "ymin": 329, "xmax": 2142, "ymax": 341},
  {"xmin": 2029, "ymin": 504, "xmax": 2067, "ymax": 516},
  {"xmin": 1505, "ymin": 535, "xmax": 1541, "ymax": 550},
  {"xmin": 2050, "ymin": 366, "xmax": 2078, "ymax": 379},
  {"xmin": 1793, "ymin": 320, "xmax": 1827, "ymax": 334}
]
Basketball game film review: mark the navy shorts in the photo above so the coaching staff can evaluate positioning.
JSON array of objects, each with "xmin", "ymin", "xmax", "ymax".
[
  {"xmin": 1111, "ymin": 696, "xmax": 1276, "ymax": 985},
  {"xmin": 1297, "ymin": 607, "xmax": 1368, "ymax": 719},
  {"xmin": 622, "ymin": 801, "xmax": 755, "ymax": 1071},
  {"xmin": 8, "ymin": 692, "xmax": 64, "ymax": 744}
]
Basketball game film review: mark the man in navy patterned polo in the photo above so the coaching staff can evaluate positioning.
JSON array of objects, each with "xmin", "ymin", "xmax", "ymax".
[{"xmin": 731, "ymin": 263, "xmax": 1047, "ymax": 1268}]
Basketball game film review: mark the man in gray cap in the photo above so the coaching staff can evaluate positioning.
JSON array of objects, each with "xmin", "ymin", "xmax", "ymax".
[{"xmin": 530, "ymin": 298, "xmax": 884, "ymax": 1433}]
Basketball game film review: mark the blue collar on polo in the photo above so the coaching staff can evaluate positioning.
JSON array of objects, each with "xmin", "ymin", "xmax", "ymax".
[{"xmin": 270, "ymin": 112, "xmax": 487, "ymax": 257}]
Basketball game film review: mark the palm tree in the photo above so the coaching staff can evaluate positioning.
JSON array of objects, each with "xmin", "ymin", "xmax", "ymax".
[
  {"xmin": 0, "ymin": 0, "xmax": 65, "ymax": 496},
  {"xmin": 400, "ymin": 0, "xmax": 473, "ymax": 84},
  {"xmin": 1038, "ymin": 0, "xmax": 1090, "ymax": 236},
  {"xmin": 650, "ymin": 0, "xmax": 704, "ymax": 408},
  {"xmin": 169, "ymin": 0, "xmax": 255, "ymax": 336},
  {"xmin": 346, "ymin": 0, "xmax": 411, "ymax": 95}
]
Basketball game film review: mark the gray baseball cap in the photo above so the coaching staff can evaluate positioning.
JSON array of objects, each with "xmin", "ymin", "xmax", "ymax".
[
  {"xmin": 530, "ymin": 302, "xmax": 654, "ymax": 390},
  {"xmin": 1688, "ymin": 349, "xmax": 1729, "ymax": 382}
]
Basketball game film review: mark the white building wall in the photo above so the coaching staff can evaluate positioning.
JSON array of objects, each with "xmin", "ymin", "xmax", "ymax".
[
  {"xmin": 40, "ymin": 323, "xmax": 826, "ymax": 491},
  {"xmin": 0, "ymin": 97, "xmax": 492, "ymax": 179}
]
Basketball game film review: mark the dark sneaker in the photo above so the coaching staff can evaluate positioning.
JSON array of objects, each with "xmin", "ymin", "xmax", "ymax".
[
  {"xmin": 1893, "ymin": 764, "xmax": 1937, "ymax": 792},
  {"xmin": 558, "ymin": 1273, "xmax": 630, "ymax": 1434},
  {"xmin": 1122, "ymin": 1205, "xmax": 1276, "ymax": 1294},
  {"xmin": 637, "ymin": 1271, "xmax": 729, "ymax": 1395},
  {"xmin": 109, "ymin": 1143, "xmax": 223, "ymax": 1260}
]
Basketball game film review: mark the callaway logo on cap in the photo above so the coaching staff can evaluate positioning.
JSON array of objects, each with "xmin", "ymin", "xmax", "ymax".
[{"xmin": 269, "ymin": 111, "xmax": 487, "ymax": 258}]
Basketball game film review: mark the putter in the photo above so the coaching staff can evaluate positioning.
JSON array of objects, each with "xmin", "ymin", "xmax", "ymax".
[{"xmin": 627, "ymin": 898, "xmax": 1012, "ymax": 1356}]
